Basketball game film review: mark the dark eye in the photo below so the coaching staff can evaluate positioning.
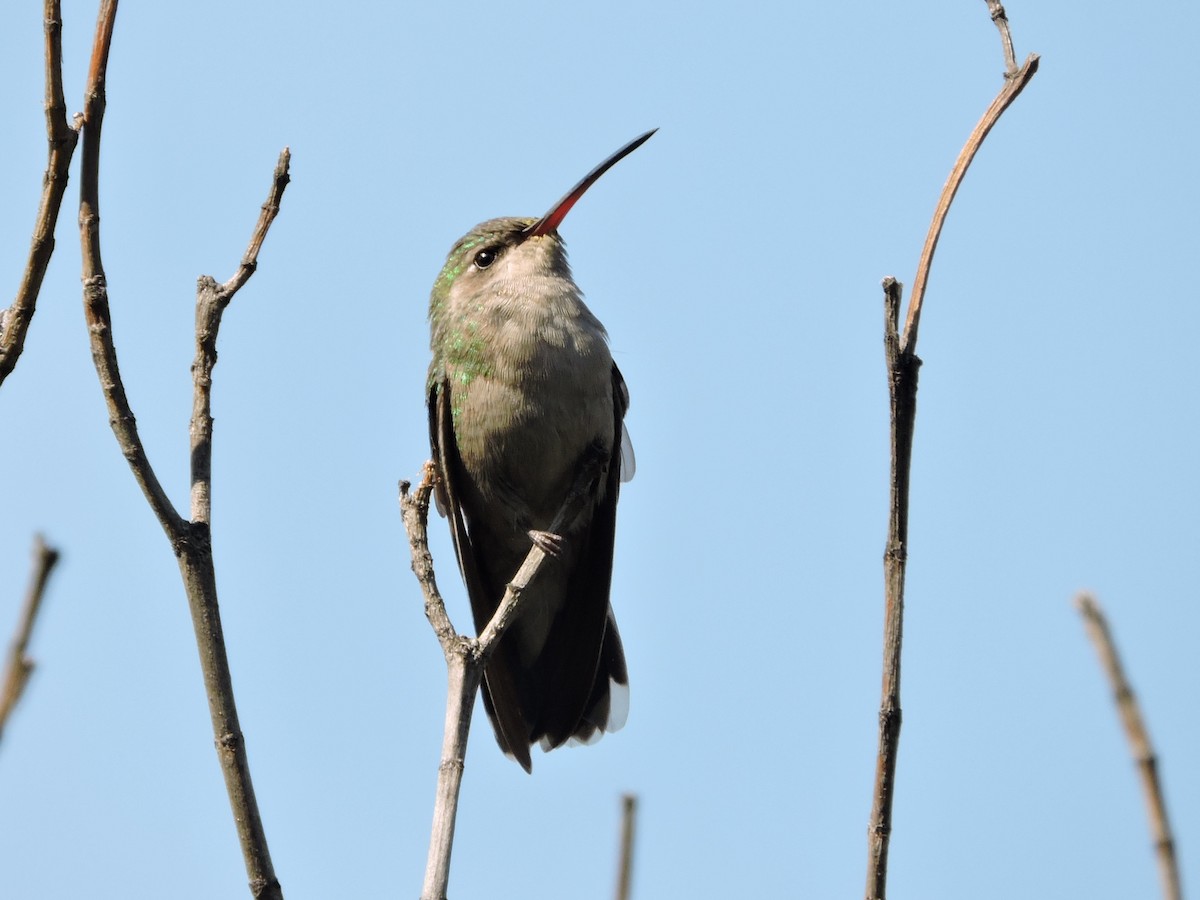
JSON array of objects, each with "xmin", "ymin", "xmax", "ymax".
[{"xmin": 473, "ymin": 247, "xmax": 498, "ymax": 269}]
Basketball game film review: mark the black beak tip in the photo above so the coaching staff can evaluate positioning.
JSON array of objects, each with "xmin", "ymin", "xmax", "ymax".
[{"xmin": 524, "ymin": 128, "xmax": 657, "ymax": 238}]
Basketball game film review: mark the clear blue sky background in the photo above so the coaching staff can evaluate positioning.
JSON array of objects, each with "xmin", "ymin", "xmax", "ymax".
[{"xmin": 2, "ymin": 2, "xmax": 1197, "ymax": 897}]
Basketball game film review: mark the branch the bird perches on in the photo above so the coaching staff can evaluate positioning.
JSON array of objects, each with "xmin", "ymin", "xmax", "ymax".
[{"xmin": 400, "ymin": 448, "xmax": 607, "ymax": 900}]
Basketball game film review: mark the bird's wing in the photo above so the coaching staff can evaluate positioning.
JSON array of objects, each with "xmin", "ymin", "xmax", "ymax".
[
  {"xmin": 615, "ymin": 363, "xmax": 635, "ymax": 483},
  {"xmin": 428, "ymin": 375, "xmax": 535, "ymax": 771},
  {"xmin": 533, "ymin": 363, "xmax": 630, "ymax": 748}
]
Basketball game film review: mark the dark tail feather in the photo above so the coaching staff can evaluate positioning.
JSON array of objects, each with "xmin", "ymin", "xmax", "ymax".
[
  {"xmin": 569, "ymin": 612, "xmax": 628, "ymax": 745},
  {"xmin": 474, "ymin": 559, "xmax": 536, "ymax": 773},
  {"xmin": 480, "ymin": 655, "xmax": 534, "ymax": 773}
]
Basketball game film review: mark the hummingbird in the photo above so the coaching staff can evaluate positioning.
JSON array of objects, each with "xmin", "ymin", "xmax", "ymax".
[{"xmin": 426, "ymin": 129, "xmax": 654, "ymax": 771}]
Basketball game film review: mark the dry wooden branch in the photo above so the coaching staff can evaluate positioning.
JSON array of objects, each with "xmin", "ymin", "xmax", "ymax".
[
  {"xmin": 865, "ymin": 279, "xmax": 916, "ymax": 900},
  {"xmin": 0, "ymin": 535, "xmax": 61, "ymax": 743},
  {"xmin": 1076, "ymin": 594, "xmax": 1182, "ymax": 900},
  {"xmin": 0, "ymin": 0, "xmax": 80, "ymax": 388},
  {"xmin": 78, "ymin": 0, "xmax": 182, "ymax": 541},
  {"xmin": 400, "ymin": 448, "xmax": 608, "ymax": 900},
  {"xmin": 864, "ymin": 5, "xmax": 1038, "ymax": 898},
  {"xmin": 614, "ymin": 793, "xmax": 638, "ymax": 900},
  {"xmin": 191, "ymin": 149, "xmax": 291, "ymax": 527},
  {"xmin": 985, "ymin": 0, "xmax": 1019, "ymax": 76},
  {"xmin": 900, "ymin": 49, "xmax": 1038, "ymax": 350},
  {"xmin": 77, "ymin": 3, "xmax": 290, "ymax": 896}
]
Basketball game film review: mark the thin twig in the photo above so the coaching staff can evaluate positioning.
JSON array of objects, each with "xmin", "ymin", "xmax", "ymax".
[
  {"xmin": 900, "ymin": 7, "xmax": 1039, "ymax": 351},
  {"xmin": 614, "ymin": 793, "xmax": 638, "ymax": 900},
  {"xmin": 0, "ymin": 0, "xmax": 80, "ymax": 388},
  {"xmin": 191, "ymin": 148, "xmax": 291, "ymax": 525},
  {"xmin": 400, "ymin": 449, "xmax": 608, "ymax": 900},
  {"xmin": 77, "ymin": 4, "xmax": 290, "ymax": 896},
  {"xmin": 1076, "ymin": 594, "xmax": 1182, "ymax": 900},
  {"xmin": 79, "ymin": 0, "xmax": 183, "ymax": 542},
  {"xmin": 864, "ymin": 6, "xmax": 1039, "ymax": 899},
  {"xmin": 399, "ymin": 464, "xmax": 458, "ymax": 656},
  {"xmin": 984, "ymin": 0, "xmax": 1019, "ymax": 75},
  {"xmin": 0, "ymin": 536, "xmax": 61, "ymax": 744}
]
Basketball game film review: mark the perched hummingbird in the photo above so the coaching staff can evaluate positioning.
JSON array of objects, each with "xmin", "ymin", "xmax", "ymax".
[{"xmin": 427, "ymin": 130, "xmax": 654, "ymax": 772}]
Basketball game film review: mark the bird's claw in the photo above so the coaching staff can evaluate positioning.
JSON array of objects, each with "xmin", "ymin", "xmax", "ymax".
[{"xmin": 528, "ymin": 529, "xmax": 565, "ymax": 557}]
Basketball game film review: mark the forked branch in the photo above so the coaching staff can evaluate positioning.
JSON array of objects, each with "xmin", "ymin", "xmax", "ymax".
[
  {"xmin": 864, "ymin": 4, "xmax": 1038, "ymax": 898},
  {"xmin": 77, "ymin": 2, "xmax": 290, "ymax": 896},
  {"xmin": 400, "ymin": 448, "xmax": 607, "ymax": 900},
  {"xmin": 900, "ymin": 48, "xmax": 1038, "ymax": 351},
  {"xmin": 191, "ymin": 149, "xmax": 291, "ymax": 526}
]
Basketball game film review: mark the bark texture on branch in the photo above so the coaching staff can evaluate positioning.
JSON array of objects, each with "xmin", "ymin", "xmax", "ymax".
[
  {"xmin": 864, "ymin": 4, "xmax": 1038, "ymax": 898},
  {"xmin": 0, "ymin": 0, "xmax": 79, "ymax": 389},
  {"xmin": 400, "ymin": 448, "xmax": 607, "ymax": 900},
  {"xmin": 76, "ymin": 3, "xmax": 291, "ymax": 895},
  {"xmin": 1076, "ymin": 594, "xmax": 1182, "ymax": 900}
]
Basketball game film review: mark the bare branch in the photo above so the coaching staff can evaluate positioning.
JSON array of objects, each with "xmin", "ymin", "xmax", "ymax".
[
  {"xmin": 1076, "ymin": 594, "xmax": 1182, "ymax": 900},
  {"xmin": 900, "ymin": 5, "xmax": 1039, "ymax": 352},
  {"xmin": 984, "ymin": 0, "xmax": 1019, "ymax": 76},
  {"xmin": 614, "ymin": 793, "xmax": 638, "ymax": 900},
  {"xmin": 77, "ymin": 4, "xmax": 290, "ymax": 896},
  {"xmin": 0, "ymin": 0, "xmax": 80, "ymax": 388},
  {"xmin": 219, "ymin": 150, "xmax": 292, "ymax": 299},
  {"xmin": 190, "ymin": 148, "xmax": 292, "ymax": 526},
  {"xmin": 399, "ymin": 471, "xmax": 481, "ymax": 900},
  {"xmin": 0, "ymin": 535, "xmax": 61, "ymax": 743},
  {"xmin": 864, "ymin": 278, "xmax": 916, "ymax": 900},
  {"xmin": 865, "ymin": 6, "xmax": 1039, "ymax": 898},
  {"xmin": 399, "ymin": 464, "xmax": 458, "ymax": 656},
  {"xmin": 183, "ymin": 150, "xmax": 291, "ymax": 900},
  {"xmin": 79, "ymin": 0, "xmax": 184, "ymax": 543},
  {"xmin": 401, "ymin": 448, "xmax": 608, "ymax": 900}
]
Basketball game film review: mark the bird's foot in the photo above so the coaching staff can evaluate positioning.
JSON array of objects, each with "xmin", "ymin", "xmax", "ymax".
[{"xmin": 528, "ymin": 529, "xmax": 565, "ymax": 557}]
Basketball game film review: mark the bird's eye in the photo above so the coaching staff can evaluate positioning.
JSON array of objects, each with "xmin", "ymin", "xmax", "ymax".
[{"xmin": 473, "ymin": 247, "xmax": 498, "ymax": 269}]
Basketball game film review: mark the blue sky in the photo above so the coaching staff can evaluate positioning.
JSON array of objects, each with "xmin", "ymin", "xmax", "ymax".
[{"xmin": 2, "ymin": 1, "xmax": 1198, "ymax": 897}]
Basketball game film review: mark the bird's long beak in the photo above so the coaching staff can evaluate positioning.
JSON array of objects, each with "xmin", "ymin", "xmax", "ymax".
[{"xmin": 524, "ymin": 129, "xmax": 657, "ymax": 238}]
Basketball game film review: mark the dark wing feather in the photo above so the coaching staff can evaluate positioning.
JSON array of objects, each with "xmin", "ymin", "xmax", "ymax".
[
  {"xmin": 428, "ymin": 376, "xmax": 534, "ymax": 772},
  {"xmin": 533, "ymin": 364, "xmax": 630, "ymax": 748}
]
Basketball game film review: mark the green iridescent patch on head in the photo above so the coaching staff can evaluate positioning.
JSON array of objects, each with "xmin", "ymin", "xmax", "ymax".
[
  {"xmin": 436, "ymin": 237, "xmax": 472, "ymax": 290},
  {"xmin": 436, "ymin": 235, "xmax": 486, "ymax": 292},
  {"xmin": 434, "ymin": 219, "xmax": 541, "ymax": 294}
]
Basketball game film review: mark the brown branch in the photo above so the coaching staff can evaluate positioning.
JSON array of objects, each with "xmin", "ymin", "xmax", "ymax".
[
  {"xmin": 400, "ymin": 447, "xmax": 608, "ymax": 900},
  {"xmin": 77, "ymin": 3, "xmax": 290, "ymax": 897},
  {"xmin": 985, "ymin": 0, "xmax": 1019, "ymax": 76},
  {"xmin": 79, "ymin": 0, "xmax": 183, "ymax": 542},
  {"xmin": 0, "ymin": 0, "xmax": 80, "ymax": 388},
  {"xmin": 865, "ymin": 6, "xmax": 1039, "ymax": 899},
  {"xmin": 0, "ymin": 535, "xmax": 61, "ymax": 743},
  {"xmin": 190, "ymin": 148, "xmax": 291, "ymax": 525},
  {"xmin": 1076, "ymin": 594, "xmax": 1182, "ymax": 900},
  {"xmin": 899, "ymin": 7, "xmax": 1039, "ymax": 351},
  {"xmin": 864, "ymin": 279, "xmax": 916, "ymax": 900},
  {"xmin": 614, "ymin": 793, "xmax": 638, "ymax": 900},
  {"xmin": 400, "ymin": 464, "xmax": 458, "ymax": 656}
]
